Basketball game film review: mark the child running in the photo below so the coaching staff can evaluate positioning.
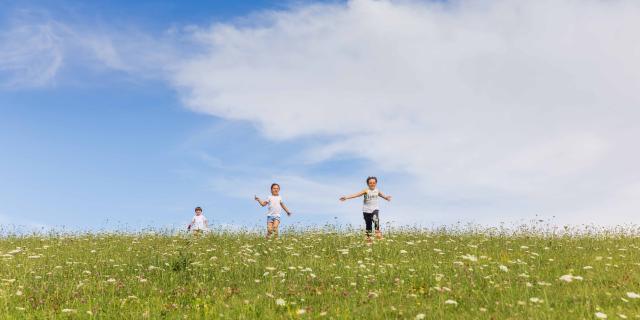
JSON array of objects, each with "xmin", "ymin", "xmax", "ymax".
[
  {"xmin": 255, "ymin": 183, "xmax": 292, "ymax": 238},
  {"xmin": 188, "ymin": 207, "xmax": 209, "ymax": 235},
  {"xmin": 340, "ymin": 176, "xmax": 392, "ymax": 242}
]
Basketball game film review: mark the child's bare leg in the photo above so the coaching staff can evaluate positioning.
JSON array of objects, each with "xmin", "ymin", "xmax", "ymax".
[
  {"xmin": 272, "ymin": 220, "xmax": 280, "ymax": 238},
  {"xmin": 266, "ymin": 221, "xmax": 274, "ymax": 238}
]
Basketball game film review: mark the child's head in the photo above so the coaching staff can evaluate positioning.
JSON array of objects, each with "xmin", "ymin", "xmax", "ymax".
[
  {"xmin": 366, "ymin": 176, "xmax": 377, "ymax": 189},
  {"xmin": 270, "ymin": 183, "xmax": 280, "ymax": 196},
  {"xmin": 195, "ymin": 207, "xmax": 203, "ymax": 215}
]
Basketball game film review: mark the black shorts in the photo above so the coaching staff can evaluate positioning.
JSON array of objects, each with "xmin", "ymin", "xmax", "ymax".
[{"xmin": 363, "ymin": 210, "xmax": 380, "ymax": 233}]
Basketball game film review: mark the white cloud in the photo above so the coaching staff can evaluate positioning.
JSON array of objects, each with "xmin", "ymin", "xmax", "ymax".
[
  {"xmin": 171, "ymin": 0, "xmax": 640, "ymax": 225},
  {"xmin": 0, "ymin": 10, "xmax": 179, "ymax": 88},
  {"xmin": 0, "ymin": 18, "xmax": 64, "ymax": 87}
]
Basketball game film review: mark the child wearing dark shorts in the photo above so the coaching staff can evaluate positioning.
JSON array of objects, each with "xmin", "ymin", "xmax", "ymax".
[{"xmin": 340, "ymin": 177, "xmax": 392, "ymax": 242}]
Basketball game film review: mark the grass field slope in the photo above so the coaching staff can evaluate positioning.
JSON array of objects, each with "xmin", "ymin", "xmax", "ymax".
[{"xmin": 1, "ymin": 226, "xmax": 639, "ymax": 319}]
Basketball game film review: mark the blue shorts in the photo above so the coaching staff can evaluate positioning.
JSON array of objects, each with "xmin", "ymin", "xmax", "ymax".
[{"xmin": 267, "ymin": 216, "xmax": 281, "ymax": 223}]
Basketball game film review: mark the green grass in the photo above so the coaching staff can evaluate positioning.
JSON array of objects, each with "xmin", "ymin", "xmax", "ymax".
[{"xmin": 1, "ymin": 227, "xmax": 639, "ymax": 319}]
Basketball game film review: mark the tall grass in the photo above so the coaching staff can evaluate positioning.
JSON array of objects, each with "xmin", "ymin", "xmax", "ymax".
[{"xmin": 0, "ymin": 226, "xmax": 639, "ymax": 318}]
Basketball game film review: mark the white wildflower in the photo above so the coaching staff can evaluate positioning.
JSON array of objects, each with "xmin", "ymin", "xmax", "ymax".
[
  {"xmin": 444, "ymin": 299, "xmax": 458, "ymax": 305},
  {"xmin": 559, "ymin": 274, "xmax": 583, "ymax": 282},
  {"xmin": 595, "ymin": 312, "xmax": 607, "ymax": 319},
  {"xmin": 626, "ymin": 292, "xmax": 640, "ymax": 299},
  {"xmin": 529, "ymin": 297, "xmax": 543, "ymax": 303},
  {"xmin": 461, "ymin": 254, "xmax": 478, "ymax": 262}
]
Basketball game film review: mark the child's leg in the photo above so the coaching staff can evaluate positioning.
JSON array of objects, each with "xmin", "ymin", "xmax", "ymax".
[
  {"xmin": 272, "ymin": 219, "xmax": 280, "ymax": 238},
  {"xmin": 363, "ymin": 212, "xmax": 373, "ymax": 238},
  {"xmin": 372, "ymin": 210, "xmax": 383, "ymax": 239},
  {"xmin": 267, "ymin": 221, "xmax": 274, "ymax": 238},
  {"xmin": 372, "ymin": 210, "xmax": 380, "ymax": 231}
]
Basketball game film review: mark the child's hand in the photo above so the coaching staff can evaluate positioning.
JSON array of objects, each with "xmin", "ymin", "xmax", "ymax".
[
  {"xmin": 254, "ymin": 195, "xmax": 259, "ymax": 201},
  {"xmin": 386, "ymin": 195, "xmax": 392, "ymax": 201},
  {"xmin": 339, "ymin": 196, "xmax": 346, "ymax": 201},
  {"xmin": 287, "ymin": 211, "xmax": 292, "ymax": 216}
]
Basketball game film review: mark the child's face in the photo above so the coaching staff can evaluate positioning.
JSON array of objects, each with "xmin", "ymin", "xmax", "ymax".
[
  {"xmin": 195, "ymin": 210, "xmax": 202, "ymax": 216},
  {"xmin": 271, "ymin": 185, "xmax": 280, "ymax": 195},
  {"xmin": 367, "ymin": 179, "xmax": 377, "ymax": 189}
]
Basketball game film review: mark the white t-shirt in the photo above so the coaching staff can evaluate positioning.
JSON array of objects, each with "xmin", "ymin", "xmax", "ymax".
[
  {"xmin": 266, "ymin": 195, "xmax": 283, "ymax": 217},
  {"xmin": 191, "ymin": 215, "xmax": 208, "ymax": 230},
  {"xmin": 363, "ymin": 188, "xmax": 379, "ymax": 213}
]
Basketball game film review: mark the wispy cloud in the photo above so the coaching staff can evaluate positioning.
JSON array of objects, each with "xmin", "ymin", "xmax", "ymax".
[
  {"xmin": 0, "ymin": 14, "xmax": 64, "ymax": 88},
  {"xmin": 0, "ymin": 9, "xmax": 180, "ymax": 88}
]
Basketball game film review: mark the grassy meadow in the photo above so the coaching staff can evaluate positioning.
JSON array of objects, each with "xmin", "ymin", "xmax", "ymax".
[{"xmin": 1, "ymin": 226, "xmax": 639, "ymax": 319}]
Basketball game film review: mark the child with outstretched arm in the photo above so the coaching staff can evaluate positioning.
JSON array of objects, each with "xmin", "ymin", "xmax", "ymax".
[
  {"xmin": 340, "ymin": 176, "xmax": 391, "ymax": 242},
  {"xmin": 255, "ymin": 183, "xmax": 292, "ymax": 238}
]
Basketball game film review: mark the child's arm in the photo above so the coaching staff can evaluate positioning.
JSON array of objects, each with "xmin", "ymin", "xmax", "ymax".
[
  {"xmin": 379, "ymin": 191, "xmax": 392, "ymax": 201},
  {"xmin": 254, "ymin": 195, "xmax": 268, "ymax": 207},
  {"xmin": 281, "ymin": 201, "xmax": 292, "ymax": 216},
  {"xmin": 339, "ymin": 190, "xmax": 366, "ymax": 201}
]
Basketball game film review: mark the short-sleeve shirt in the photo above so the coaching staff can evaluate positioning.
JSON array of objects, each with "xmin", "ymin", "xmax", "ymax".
[
  {"xmin": 192, "ymin": 215, "xmax": 208, "ymax": 230},
  {"xmin": 266, "ymin": 195, "xmax": 283, "ymax": 217}
]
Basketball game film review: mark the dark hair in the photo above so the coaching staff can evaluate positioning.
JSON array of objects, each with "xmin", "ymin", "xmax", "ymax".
[
  {"xmin": 271, "ymin": 183, "xmax": 280, "ymax": 190},
  {"xmin": 195, "ymin": 207, "xmax": 203, "ymax": 212},
  {"xmin": 366, "ymin": 176, "xmax": 378, "ymax": 184}
]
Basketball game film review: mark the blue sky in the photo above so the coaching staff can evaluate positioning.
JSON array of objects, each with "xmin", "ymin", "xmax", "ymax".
[
  {"xmin": 1, "ymin": 0, "xmax": 371, "ymax": 231},
  {"xmin": 2, "ymin": 0, "xmax": 640, "ymax": 231}
]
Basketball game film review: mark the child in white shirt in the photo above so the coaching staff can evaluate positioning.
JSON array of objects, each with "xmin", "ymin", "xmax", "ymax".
[
  {"xmin": 340, "ymin": 176, "xmax": 392, "ymax": 242},
  {"xmin": 188, "ymin": 207, "xmax": 208, "ymax": 235},
  {"xmin": 255, "ymin": 183, "xmax": 292, "ymax": 238}
]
